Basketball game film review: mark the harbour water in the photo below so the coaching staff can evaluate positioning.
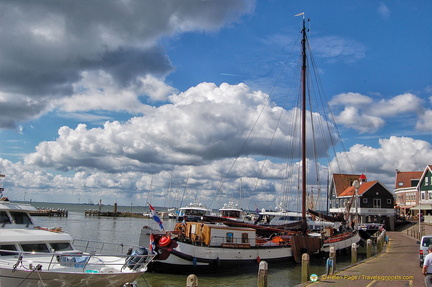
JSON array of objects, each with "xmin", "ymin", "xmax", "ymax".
[{"xmin": 28, "ymin": 202, "xmax": 353, "ymax": 287}]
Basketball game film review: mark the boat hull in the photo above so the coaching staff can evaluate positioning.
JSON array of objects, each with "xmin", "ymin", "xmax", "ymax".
[
  {"xmin": 321, "ymin": 232, "xmax": 362, "ymax": 253},
  {"xmin": 0, "ymin": 268, "xmax": 142, "ymax": 287},
  {"xmin": 150, "ymin": 240, "xmax": 293, "ymax": 273}
]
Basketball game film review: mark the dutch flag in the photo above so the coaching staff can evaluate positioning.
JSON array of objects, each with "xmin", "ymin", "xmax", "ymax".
[{"xmin": 148, "ymin": 203, "xmax": 164, "ymax": 230}]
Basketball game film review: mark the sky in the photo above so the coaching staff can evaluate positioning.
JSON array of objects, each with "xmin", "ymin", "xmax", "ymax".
[{"xmin": 0, "ymin": 0, "xmax": 431, "ymax": 211}]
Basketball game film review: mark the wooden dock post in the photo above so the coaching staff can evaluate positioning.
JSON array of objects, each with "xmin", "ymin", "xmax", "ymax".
[
  {"xmin": 351, "ymin": 243, "xmax": 357, "ymax": 265},
  {"xmin": 366, "ymin": 239, "xmax": 372, "ymax": 258},
  {"xmin": 186, "ymin": 274, "xmax": 198, "ymax": 287},
  {"xmin": 257, "ymin": 260, "xmax": 268, "ymax": 287},
  {"xmin": 301, "ymin": 253, "xmax": 310, "ymax": 283}
]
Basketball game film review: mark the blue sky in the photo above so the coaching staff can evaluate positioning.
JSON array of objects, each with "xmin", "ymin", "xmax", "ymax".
[{"xmin": 0, "ymin": 1, "xmax": 431, "ymax": 210}]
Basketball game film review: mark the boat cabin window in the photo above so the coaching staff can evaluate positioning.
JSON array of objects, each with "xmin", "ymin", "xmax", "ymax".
[
  {"xmin": 21, "ymin": 243, "xmax": 50, "ymax": 253},
  {"xmin": 50, "ymin": 242, "xmax": 74, "ymax": 251},
  {"xmin": 9, "ymin": 211, "xmax": 33, "ymax": 225},
  {"xmin": 241, "ymin": 233, "xmax": 249, "ymax": 243},
  {"xmin": 0, "ymin": 211, "xmax": 11, "ymax": 225},
  {"xmin": 226, "ymin": 232, "xmax": 234, "ymax": 243},
  {"xmin": 279, "ymin": 216, "xmax": 301, "ymax": 221},
  {"xmin": 185, "ymin": 209, "xmax": 206, "ymax": 216},
  {"xmin": 0, "ymin": 244, "xmax": 18, "ymax": 256},
  {"xmin": 222, "ymin": 210, "xmax": 240, "ymax": 217}
]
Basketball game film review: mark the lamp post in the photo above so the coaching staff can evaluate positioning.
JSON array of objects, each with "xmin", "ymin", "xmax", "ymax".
[
  {"xmin": 418, "ymin": 186, "xmax": 421, "ymax": 236},
  {"xmin": 353, "ymin": 180, "xmax": 360, "ymax": 225}
]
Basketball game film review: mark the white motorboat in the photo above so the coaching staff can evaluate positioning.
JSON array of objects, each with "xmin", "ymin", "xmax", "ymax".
[
  {"xmin": 0, "ymin": 196, "xmax": 154, "ymax": 287},
  {"xmin": 177, "ymin": 202, "xmax": 211, "ymax": 221},
  {"xmin": 218, "ymin": 201, "xmax": 247, "ymax": 221}
]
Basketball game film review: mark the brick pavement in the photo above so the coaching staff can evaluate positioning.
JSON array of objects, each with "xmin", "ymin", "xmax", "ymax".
[{"xmin": 297, "ymin": 223, "xmax": 428, "ymax": 287}]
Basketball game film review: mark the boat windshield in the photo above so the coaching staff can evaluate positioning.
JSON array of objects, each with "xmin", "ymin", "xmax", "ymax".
[
  {"xmin": 0, "ymin": 211, "xmax": 11, "ymax": 225},
  {"xmin": 0, "ymin": 244, "xmax": 18, "ymax": 256},
  {"xmin": 9, "ymin": 211, "xmax": 33, "ymax": 225},
  {"xmin": 50, "ymin": 242, "xmax": 74, "ymax": 251},
  {"xmin": 21, "ymin": 243, "xmax": 50, "ymax": 253}
]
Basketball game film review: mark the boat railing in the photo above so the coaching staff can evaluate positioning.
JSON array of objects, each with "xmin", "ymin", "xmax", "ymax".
[
  {"xmin": 72, "ymin": 238, "xmax": 137, "ymax": 255},
  {"xmin": 0, "ymin": 248, "xmax": 155, "ymax": 273}
]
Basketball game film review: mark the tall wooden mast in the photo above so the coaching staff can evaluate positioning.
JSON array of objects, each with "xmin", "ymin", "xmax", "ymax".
[{"xmin": 300, "ymin": 16, "xmax": 308, "ymax": 233}]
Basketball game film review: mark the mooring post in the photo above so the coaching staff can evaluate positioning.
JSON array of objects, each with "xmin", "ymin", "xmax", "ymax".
[
  {"xmin": 377, "ymin": 235, "xmax": 382, "ymax": 253},
  {"xmin": 329, "ymin": 246, "xmax": 336, "ymax": 265},
  {"xmin": 351, "ymin": 243, "xmax": 357, "ymax": 265},
  {"xmin": 366, "ymin": 239, "xmax": 372, "ymax": 258},
  {"xmin": 301, "ymin": 253, "xmax": 310, "ymax": 283},
  {"xmin": 186, "ymin": 274, "xmax": 198, "ymax": 287},
  {"xmin": 257, "ymin": 260, "xmax": 268, "ymax": 287}
]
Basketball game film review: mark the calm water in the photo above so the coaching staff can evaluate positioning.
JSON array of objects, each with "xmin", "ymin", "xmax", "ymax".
[{"xmin": 27, "ymin": 202, "xmax": 352, "ymax": 287}]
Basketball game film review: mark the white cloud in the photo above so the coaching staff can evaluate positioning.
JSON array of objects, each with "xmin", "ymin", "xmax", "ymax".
[
  {"xmin": 312, "ymin": 36, "xmax": 366, "ymax": 63},
  {"xmin": 416, "ymin": 110, "xmax": 432, "ymax": 131},
  {"xmin": 58, "ymin": 72, "xmax": 175, "ymax": 114},
  {"xmin": 333, "ymin": 106, "xmax": 385, "ymax": 133},
  {"xmin": 0, "ymin": 0, "xmax": 254, "ymax": 128},
  {"xmin": 370, "ymin": 93, "xmax": 423, "ymax": 117},
  {"xmin": 26, "ymin": 82, "xmax": 341, "ymax": 173},
  {"xmin": 331, "ymin": 136, "xmax": 432, "ymax": 186},
  {"xmin": 330, "ymin": 92, "xmax": 426, "ymax": 134},
  {"xmin": 329, "ymin": 92, "xmax": 374, "ymax": 106},
  {"xmin": 378, "ymin": 3, "xmax": 390, "ymax": 20}
]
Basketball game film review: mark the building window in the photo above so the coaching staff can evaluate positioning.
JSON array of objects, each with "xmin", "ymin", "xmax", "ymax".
[
  {"xmin": 422, "ymin": 191, "xmax": 426, "ymax": 200},
  {"xmin": 387, "ymin": 199, "xmax": 392, "ymax": 204},
  {"xmin": 426, "ymin": 177, "xmax": 429, "ymax": 186},
  {"xmin": 373, "ymin": 198, "xmax": 381, "ymax": 208},
  {"xmin": 363, "ymin": 198, "xmax": 368, "ymax": 203},
  {"xmin": 429, "ymin": 192, "xmax": 432, "ymax": 200}
]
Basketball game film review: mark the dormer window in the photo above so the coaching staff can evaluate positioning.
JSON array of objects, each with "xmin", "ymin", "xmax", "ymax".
[{"xmin": 426, "ymin": 177, "xmax": 429, "ymax": 186}]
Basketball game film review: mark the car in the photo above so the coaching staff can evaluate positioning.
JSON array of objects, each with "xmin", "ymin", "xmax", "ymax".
[{"xmin": 417, "ymin": 235, "xmax": 432, "ymax": 267}]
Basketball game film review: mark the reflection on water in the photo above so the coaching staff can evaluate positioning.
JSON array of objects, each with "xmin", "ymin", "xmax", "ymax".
[{"xmin": 29, "ymin": 202, "xmax": 352, "ymax": 287}]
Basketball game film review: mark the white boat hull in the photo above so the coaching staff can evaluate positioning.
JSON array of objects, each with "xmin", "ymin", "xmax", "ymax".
[{"xmin": 0, "ymin": 268, "xmax": 142, "ymax": 287}]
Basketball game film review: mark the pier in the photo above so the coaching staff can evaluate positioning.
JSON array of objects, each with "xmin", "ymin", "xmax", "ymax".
[
  {"xmin": 30, "ymin": 208, "xmax": 68, "ymax": 217},
  {"xmin": 298, "ymin": 222, "xmax": 424, "ymax": 286},
  {"xmin": 84, "ymin": 210, "xmax": 150, "ymax": 218},
  {"xmin": 84, "ymin": 202, "xmax": 153, "ymax": 218}
]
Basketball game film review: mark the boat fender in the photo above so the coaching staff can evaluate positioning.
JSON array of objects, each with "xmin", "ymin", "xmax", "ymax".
[
  {"xmin": 127, "ymin": 247, "xmax": 148, "ymax": 270},
  {"xmin": 256, "ymin": 256, "xmax": 261, "ymax": 263},
  {"xmin": 192, "ymin": 257, "xmax": 197, "ymax": 267},
  {"xmin": 159, "ymin": 235, "xmax": 171, "ymax": 247},
  {"xmin": 216, "ymin": 257, "xmax": 220, "ymax": 267}
]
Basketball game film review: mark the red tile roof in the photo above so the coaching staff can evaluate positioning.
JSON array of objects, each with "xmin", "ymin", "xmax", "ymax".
[
  {"xmin": 339, "ymin": 180, "xmax": 377, "ymax": 197},
  {"xmin": 395, "ymin": 171, "xmax": 422, "ymax": 188},
  {"xmin": 332, "ymin": 173, "xmax": 361, "ymax": 196}
]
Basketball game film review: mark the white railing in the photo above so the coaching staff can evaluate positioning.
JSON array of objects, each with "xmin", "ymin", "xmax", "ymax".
[{"xmin": 0, "ymin": 247, "xmax": 155, "ymax": 273}]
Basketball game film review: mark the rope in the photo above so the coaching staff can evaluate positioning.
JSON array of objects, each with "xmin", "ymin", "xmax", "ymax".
[{"xmin": 16, "ymin": 264, "xmax": 46, "ymax": 287}]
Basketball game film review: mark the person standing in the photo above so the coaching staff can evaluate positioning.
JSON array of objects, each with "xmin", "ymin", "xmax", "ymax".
[{"xmin": 423, "ymin": 245, "xmax": 432, "ymax": 286}]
